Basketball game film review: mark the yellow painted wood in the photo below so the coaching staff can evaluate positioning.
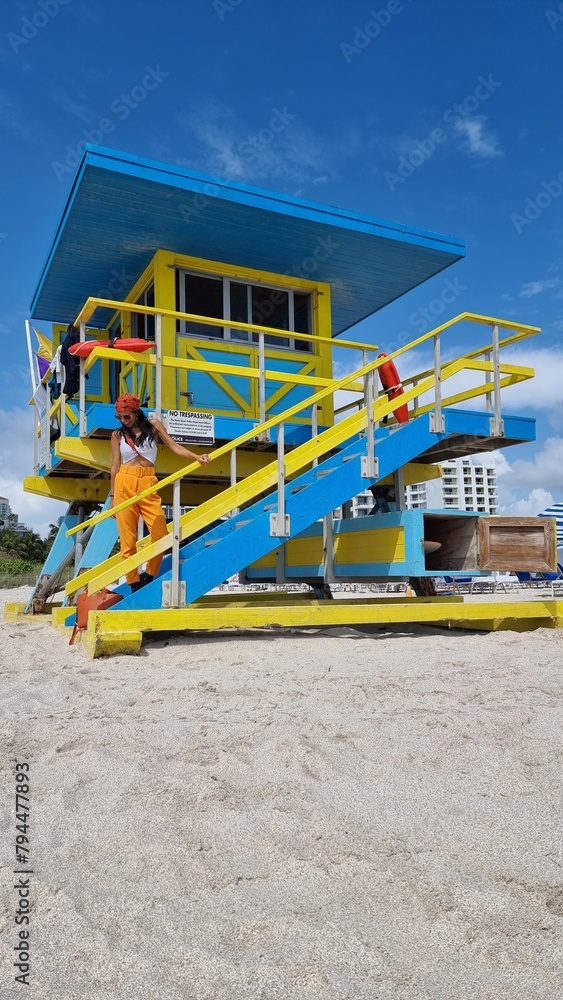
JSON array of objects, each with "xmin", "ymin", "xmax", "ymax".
[
  {"xmin": 54, "ymin": 435, "xmax": 274, "ymax": 479},
  {"xmin": 51, "ymin": 607, "xmax": 76, "ymax": 634},
  {"xmin": 82, "ymin": 626, "xmax": 143, "ymax": 658},
  {"xmin": 334, "ymin": 527, "xmax": 405, "ymax": 565},
  {"xmin": 287, "ymin": 534, "xmax": 324, "ymax": 567},
  {"xmin": 379, "ymin": 463, "xmax": 441, "ymax": 487},
  {"xmin": 24, "ymin": 476, "xmax": 111, "ymax": 503},
  {"xmin": 250, "ymin": 552, "xmax": 277, "ymax": 569},
  {"xmin": 3, "ymin": 602, "xmax": 28, "ymax": 621},
  {"xmin": 79, "ymin": 599, "xmax": 563, "ymax": 639}
]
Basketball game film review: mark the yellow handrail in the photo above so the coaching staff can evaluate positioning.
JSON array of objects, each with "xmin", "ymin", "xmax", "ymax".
[{"xmin": 74, "ymin": 297, "xmax": 380, "ymax": 354}]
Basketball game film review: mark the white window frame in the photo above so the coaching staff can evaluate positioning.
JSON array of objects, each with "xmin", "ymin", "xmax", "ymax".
[{"xmin": 176, "ymin": 268, "xmax": 312, "ymax": 352}]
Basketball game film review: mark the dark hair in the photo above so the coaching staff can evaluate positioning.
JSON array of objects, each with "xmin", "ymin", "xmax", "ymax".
[{"xmin": 118, "ymin": 408, "xmax": 156, "ymax": 447}]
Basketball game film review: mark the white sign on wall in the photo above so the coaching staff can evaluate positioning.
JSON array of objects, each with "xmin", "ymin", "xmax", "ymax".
[{"xmin": 165, "ymin": 409, "xmax": 215, "ymax": 445}]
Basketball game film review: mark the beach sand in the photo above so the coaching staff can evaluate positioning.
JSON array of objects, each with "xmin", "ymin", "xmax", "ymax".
[{"xmin": 1, "ymin": 584, "xmax": 562, "ymax": 999}]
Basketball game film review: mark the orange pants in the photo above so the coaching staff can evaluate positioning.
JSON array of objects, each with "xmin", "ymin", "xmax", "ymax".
[{"xmin": 114, "ymin": 465, "xmax": 168, "ymax": 584}]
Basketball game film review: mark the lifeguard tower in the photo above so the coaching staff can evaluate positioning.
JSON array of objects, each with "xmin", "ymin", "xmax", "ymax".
[{"xmin": 12, "ymin": 145, "xmax": 561, "ymax": 654}]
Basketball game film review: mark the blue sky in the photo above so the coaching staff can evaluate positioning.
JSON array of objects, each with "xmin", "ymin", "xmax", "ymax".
[{"xmin": 1, "ymin": 0, "xmax": 563, "ymax": 533}]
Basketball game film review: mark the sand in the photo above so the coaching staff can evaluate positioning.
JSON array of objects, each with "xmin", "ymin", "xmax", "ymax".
[{"xmin": 1, "ymin": 584, "xmax": 562, "ymax": 999}]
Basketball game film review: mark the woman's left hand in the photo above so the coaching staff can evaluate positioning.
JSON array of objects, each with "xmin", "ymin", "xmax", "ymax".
[{"xmin": 197, "ymin": 454, "xmax": 210, "ymax": 466}]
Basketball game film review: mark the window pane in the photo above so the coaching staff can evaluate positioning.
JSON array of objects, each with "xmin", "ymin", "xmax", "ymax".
[
  {"xmin": 252, "ymin": 286, "xmax": 289, "ymax": 347},
  {"xmin": 294, "ymin": 292, "xmax": 311, "ymax": 351},
  {"xmin": 183, "ymin": 273, "xmax": 224, "ymax": 338},
  {"xmin": 132, "ymin": 282, "xmax": 155, "ymax": 340},
  {"xmin": 229, "ymin": 282, "xmax": 249, "ymax": 341}
]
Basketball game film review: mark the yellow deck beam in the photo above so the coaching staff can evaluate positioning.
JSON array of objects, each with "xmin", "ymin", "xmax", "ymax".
[
  {"xmin": 73, "ymin": 597, "xmax": 563, "ymax": 656},
  {"xmin": 23, "ymin": 476, "xmax": 111, "ymax": 503},
  {"xmin": 54, "ymin": 435, "xmax": 293, "ymax": 480}
]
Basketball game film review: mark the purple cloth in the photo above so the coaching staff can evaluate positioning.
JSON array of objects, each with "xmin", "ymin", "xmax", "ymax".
[{"xmin": 36, "ymin": 355, "xmax": 50, "ymax": 380}]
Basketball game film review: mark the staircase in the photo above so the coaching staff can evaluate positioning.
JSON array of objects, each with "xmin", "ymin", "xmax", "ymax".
[{"xmin": 60, "ymin": 313, "xmax": 539, "ymax": 615}]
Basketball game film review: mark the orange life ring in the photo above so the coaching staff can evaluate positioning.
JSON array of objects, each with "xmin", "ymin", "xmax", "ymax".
[
  {"xmin": 377, "ymin": 352, "xmax": 409, "ymax": 424},
  {"xmin": 68, "ymin": 338, "xmax": 153, "ymax": 357}
]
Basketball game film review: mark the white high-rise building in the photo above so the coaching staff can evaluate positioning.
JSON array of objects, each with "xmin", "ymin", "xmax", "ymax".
[
  {"xmin": 336, "ymin": 456, "xmax": 498, "ymax": 518},
  {"xmin": 440, "ymin": 457, "xmax": 498, "ymax": 514}
]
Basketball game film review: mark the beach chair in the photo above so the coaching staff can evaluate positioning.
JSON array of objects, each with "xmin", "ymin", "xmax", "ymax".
[
  {"xmin": 515, "ymin": 566, "xmax": 563, "ymax": 596},
  {"xmin": 443, "ymin": 575, "xmax": 475, "ymax": 594}
]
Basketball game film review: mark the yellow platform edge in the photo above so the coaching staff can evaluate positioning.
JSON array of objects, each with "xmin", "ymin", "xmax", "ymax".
[
  {"xmin": 7, "ymin": 596, "xmax": 563, "ymax": 657},
  {"xmin": 82, "ymin": 597, "xmax": 563, "ymax": 656}
]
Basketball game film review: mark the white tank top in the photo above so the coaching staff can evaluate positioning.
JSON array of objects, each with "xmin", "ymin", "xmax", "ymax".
[{"xmin": 120, "ymin": 433, "xmax": 158, "ymax": 464}]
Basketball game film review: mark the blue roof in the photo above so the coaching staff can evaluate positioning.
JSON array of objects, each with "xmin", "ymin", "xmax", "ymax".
[{"xmin": 30, "ymin": 145, "xmax": 465, "ymax": 335}]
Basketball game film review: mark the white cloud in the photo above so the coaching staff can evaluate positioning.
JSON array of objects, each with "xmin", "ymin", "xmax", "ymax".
[
  {"xmin": 0, "ymin": 407, "xmax": 66, "ymax": 538},
  {"xmin": 501, "ymin": 437, "xmax": 563, "ymax": 493},
  {"xmin": 453, "ymin": 117, "xmax": 502, "ymax": 158},
  {"xmin": 412, "ymin": 346, "xmax": 563, "ymax": 415},
  {"xmin": 500, "ymin": 488, "xmax": 554, "ymax": 517},
  {"xmin": 518, "ymin": 278, "xmax": 561, "ymax": 298},
  {"xmin": 180, "ymin": 100, "xmax": 337, "ymax": 185}
]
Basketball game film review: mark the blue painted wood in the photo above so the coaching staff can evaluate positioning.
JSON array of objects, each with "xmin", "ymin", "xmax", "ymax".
[
  {"xmin": 30, "ymin": 146, "xmax": 464, "ymax": 331},
  {"xmin": 25, "ymin": 509, "xmax": 79, "ymax": 612}
]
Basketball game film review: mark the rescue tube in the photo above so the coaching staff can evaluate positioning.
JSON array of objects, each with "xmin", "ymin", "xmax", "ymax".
[
  {"xmin": 377, "ymin": 352, "xmax": 409, "ymax": 424},
  {"xmin": 68, "ymin": 338, "xmax": 153, "ymax": 357}
]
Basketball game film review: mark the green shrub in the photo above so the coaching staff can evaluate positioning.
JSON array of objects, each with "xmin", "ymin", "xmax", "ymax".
[{"xmin": 0, "ymin": 560, "xmax": 42, "ymax": 589}]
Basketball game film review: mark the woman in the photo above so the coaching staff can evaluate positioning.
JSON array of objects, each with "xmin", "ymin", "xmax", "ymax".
[{"xmin": 110, "ymin": 393, "xmax": 210, "ymax": 593}]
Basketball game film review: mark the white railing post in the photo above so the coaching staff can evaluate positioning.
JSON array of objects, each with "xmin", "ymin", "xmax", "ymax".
[
  {"xmin": 484, "ymin": 349, "xmax": 492, "ymax": 413},
  {"xmin": 74, "ymin": 506, "xmax": 85, "ymax": 570},
  {"xmin": 311, "ymin": 403, "xmax": 319, "ymax": 467},
  {"xmin": 60, "ymin": 391, "xmax": 67, "ymax": 441},
  {"xmin": 45, "ymin": 380, "xmax": 51, "ymax": 471},
  {"xmin": 230, "ymin": 448, "xmax": 239, "ymax": 515},
  {"xmin": 430, "ymin": 332, "xmax": 445, "ymax": 433},
  {"xmin": 33, "ymin": 412, "xmax": 38, "ymax": 475},
  {"xmin": 257, "ymin": 332, "xmax": 269, "ymax": 442},
  {"xmin": 79, "ymin": 321, "xmax": 86, "ymax": 437},
  {"xmin": 412, "ymin": 378, "xmax": 419, "ymax": 414},
  {"xmin": 490, "ymin": 324, "xmax": 504, "ymax": 437},
  {"xmin": 361, "ymin": 367, "xmax": 378, "ymax": 479},
  {"xmin": 170, "ymin": 477, "xmax": 181, "ymax": 607},
  {"xmin": 270, "ymin": 422, "xmax": 290, "ymax": 537},
  {"xmin": 155, "ymin": 313, "xmax": 162, "ymax": 420}
]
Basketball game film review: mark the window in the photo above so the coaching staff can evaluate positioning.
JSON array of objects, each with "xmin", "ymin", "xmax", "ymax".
[
  {"xmin": 176, "ymin": 269, "xmax": 312, "ymax": 351},
  {"xmin": 177, "ymin": 272, "xmax": 224, "ymax": 338},
  {"xmin": 132, "ymin": 282, "xmax": 155, "ymax": 340}
]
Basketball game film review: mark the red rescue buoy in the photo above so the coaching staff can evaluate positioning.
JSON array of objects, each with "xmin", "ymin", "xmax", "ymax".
[
  {"xmin": 68, "ymin": 338, "xmax": 153, "ymax": 357},
  {"xmin": 377, "ymin": 352, "xmax": 409, "ymax": 424}
]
